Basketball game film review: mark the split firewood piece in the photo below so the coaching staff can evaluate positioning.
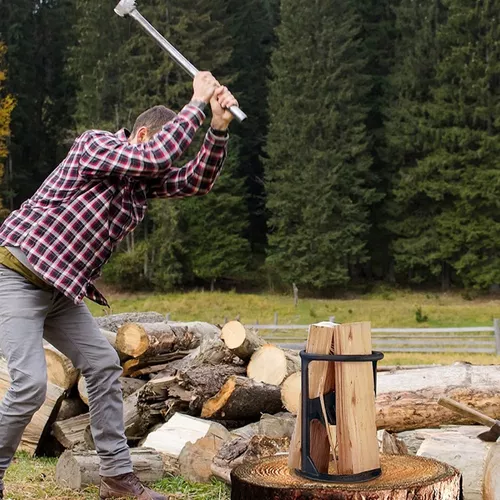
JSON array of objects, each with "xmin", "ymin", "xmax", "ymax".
[
  {"xmin": 334, "ymin": 322, "xmax": 380, "ymax": 475},
  {"xmin": 201, "ymin": 375, "xmax": 283, "ymax": 420},
  {"xmin": 280, "ymin": 372, "xmax": 301, "ymax": 414},
  {"xmin": 141, "ymin": 413, "xmax": 231, "ymax": 458},
  {"xmin": 220, "ymin": 321, "xmax": 265, "ymax": 361},
  {"xmin": 123, "ymin": 387, "xmax": 163, "ymax": 440},
  {"xmin": 55, "ymin": 397, "xmax": 87, "ymax": 422},
  {"xmin": 212, "ymin": 435, "xmax": 291, "ymax": 485},
  {"xmin": 52, "ymin": 413, "xmax": 90, "ymax": 449},
  {"xmin": 116, "ymin": 322, "xmax": 203, "ymax": 359},
  {"xmin": 377, "ymin": 430, "xmax": 408, "ymax": 455},
  {"xmin": 121, "ymin": 350, "xmax": 192, "ymax": 377},
  {"xmin": 94, "ymin": 312, "xmax": 166, "ymax": 333},
  {"xmin": 288, "ymin": 322, "xmax": 336, "ymax": 472},
  {"xmin": 77, "ymin": 376, "xmax": 147, "ymax": 406},
  {"xmin": 44, "ymin": 345, "xmax": 79, "ymax": 390},
  {"xmin": 55, "ymin": 448, "xmax": 165, "ymax": 489},
  {"xmin": 178, "ymin": 424, "xmax": 232, "ymax": 483},
  {"xmin": 247, "ymin": 345, "xmax": 300, "ymax": 386}
]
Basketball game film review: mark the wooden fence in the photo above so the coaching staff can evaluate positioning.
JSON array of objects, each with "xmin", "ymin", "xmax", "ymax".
[{"xmin": 242, "ymin": 318, "xmax": 500, "ymax": 355}]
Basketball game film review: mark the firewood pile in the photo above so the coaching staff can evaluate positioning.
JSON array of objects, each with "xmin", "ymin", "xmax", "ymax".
[{"xmin": 1, "ymin": 313, "xmax": 499, "ymax": 497}]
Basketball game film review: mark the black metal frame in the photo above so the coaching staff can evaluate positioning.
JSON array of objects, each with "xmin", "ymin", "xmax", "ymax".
[{"xmin": 295, "ymin": 350, "xmax": 384, "ymax": 483}]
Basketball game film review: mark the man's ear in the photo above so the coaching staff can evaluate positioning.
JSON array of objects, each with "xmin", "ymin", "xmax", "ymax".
[{"xmin": 135, "ymin": 126, "xmax": 149, "ymax": 143}]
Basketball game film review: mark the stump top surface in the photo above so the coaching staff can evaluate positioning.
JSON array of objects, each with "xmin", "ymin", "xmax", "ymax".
[{"xmin": 232, "ymin": 454, "xmax": 458, "ymax": 491}]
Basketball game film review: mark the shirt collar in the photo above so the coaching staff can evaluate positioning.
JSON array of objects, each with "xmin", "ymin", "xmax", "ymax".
[{"xmin": 115, "ymin": 128, "xmax": 131, "ymax": 142}]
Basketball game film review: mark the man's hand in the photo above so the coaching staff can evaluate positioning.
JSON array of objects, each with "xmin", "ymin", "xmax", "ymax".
[
  {"xmin": 192, "ymin": 71, "xmax": 219, "ymax": 104},
  {"xmin": 210, "ymin": 86, "xmax": 239, "ymax": 131}
]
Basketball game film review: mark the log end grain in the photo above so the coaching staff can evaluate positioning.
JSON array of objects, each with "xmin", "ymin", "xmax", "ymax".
[
  {"xmin": 231, "ymin": 454, "xmax": 462, "ymax": 500},
  {"xmin": 116, "ymin": 323, "xmax": 148, "ymax": 358},
  {"xmin": 44, "ymin": 347, "xmax": 78, "ymax": 390},
  {"xmin": 247, "ymin": 345, "xmax": 288, "ymax": 386},
  {"xmin": 281, "ymin": 372, "xmax": 301, "ymax": 415},
  {"xmin": 221, "ymin": 321, "xmax": 247, "ymax": 349}
]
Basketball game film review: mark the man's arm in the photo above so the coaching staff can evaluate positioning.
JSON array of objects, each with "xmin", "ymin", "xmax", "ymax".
[
  {"xmin": 146, "ymin": 127, "xmax": 228, "ymax": 199},
  {"xmin": 79, "ymin": 72, "xmax": 219, "ymax": 179}
]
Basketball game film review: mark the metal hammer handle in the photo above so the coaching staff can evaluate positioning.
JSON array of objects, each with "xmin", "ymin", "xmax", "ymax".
[
  {"xmin": 438, "ymin": 396, "xmax": 496, "ymax": 427},
  {"xmin": 128, "ymin": 10, "xmax": 247, "ymax": 123}
]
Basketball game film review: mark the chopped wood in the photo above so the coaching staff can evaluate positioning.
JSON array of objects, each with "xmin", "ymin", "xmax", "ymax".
[
  {"xmin": 0, "ymin": 358, "xmax": 65, "ymax": 456},
  {"xmin": 417, "ymin": 425, "xmax": 495, "ymax": 500},
  {"xmin": 220, "ymin": 321, "xmax": 265, "ymax": 361},
  {"xmin": 44, "ymin": 345, "xmax": 79, "ymax": 390},
  {"xmin": 77, "ymin": 376, "xmax": 88, "ymax": 406},
  {"xmin": 231, "ymin": 413, "xmax": 296, "ymax": 441},
  {"xmin": 55, "ymin": 397, "xmax": 87, "ymax": 422},
  {"xmin": 175, "ymin": 334, "xmax": 236, "ymax": 371},
  {"xmin": 213, "ymin": 435, "xmax": 290, "ymax": 485},
  {"xmin": 52, "ymin": 413, "xmax": 90, "ymax": 449},
  {"xmin": 141, "ymin": 413, "xmax": 231, "ymax": 458},
  {"xmin": 280, "ymin": 372, "xmax": 301, "ymax": 414},
  {"xmin": 94, "ymin": 312, "xmax": 166, "ymax": 333},
  {"xmin": 247, "ymin": 345, "xmax": 300, "ymax": 386},
  {"xmin": 122, "ymin": 350, "xmax": 191, "ymax": 377},
  {"xmin": 55, "ymin": 448, "xmax": 165, "ymax": 489},
  {"xmin": 201, "ymin": 375, "xmax": 283, "ymax": 420},
  {"xmin": 288, "ymin": 322, "xmax": 336, "ymax": 472},
  {"xmin": 78, "ymin": 376, "xmax": 147, "ymax": 406},
  {"xmin": 123, "ymin": 387, "xmax": 163, "ymax": 440},
  {"xmin": 334, "ymin": 322, "xmax": 380, "ymax": 475},
  {"xmin": 377, "ymin": 430, "xmax": 408, "ymax": 455},
  {"xmin": 230, "ymin": 455, "xmax": 461, "ymax": 499}
]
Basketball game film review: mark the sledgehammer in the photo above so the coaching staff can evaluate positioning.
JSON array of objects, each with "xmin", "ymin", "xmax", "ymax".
[
  {"xmin": 438, "ymin": 396, "xmax": 500, "ymax": 442},
  {"xmin": 114, "ymin": 0, "xmax": 247, "ymax": 123}
]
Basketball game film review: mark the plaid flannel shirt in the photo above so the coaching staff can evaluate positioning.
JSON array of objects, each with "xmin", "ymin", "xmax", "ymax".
[{"xmin": 0, "ymin": 103, "xmax": 228, "ymax": 307}]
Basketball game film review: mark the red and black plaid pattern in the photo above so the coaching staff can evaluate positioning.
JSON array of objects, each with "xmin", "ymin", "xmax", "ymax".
[{"xmin": 0, "ymin": 104, "xmax": 228, "ymax": 306}]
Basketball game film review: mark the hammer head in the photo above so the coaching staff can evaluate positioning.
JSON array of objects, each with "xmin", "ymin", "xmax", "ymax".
[{"xmin": 114, "ymin": 0, "xmax": 137, "ymax": 17}]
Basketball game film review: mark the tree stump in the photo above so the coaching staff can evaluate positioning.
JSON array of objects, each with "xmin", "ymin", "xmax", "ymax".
[{"xmin": 231, "ymin": 455, "xmax": 461, "ymax": 499}]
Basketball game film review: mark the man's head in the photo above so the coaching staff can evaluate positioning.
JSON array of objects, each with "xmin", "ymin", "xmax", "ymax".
[{"xmin": 129, "ymin": 105, "xmax": 177, "ymax": 144}]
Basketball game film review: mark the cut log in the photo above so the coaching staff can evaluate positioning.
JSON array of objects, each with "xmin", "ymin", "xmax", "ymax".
[
  {"xmin": 334, "ymin": 322, "xmax": 380, "ymax": 475},
  {"xmin": 178, "ymin": 424, "xmax": 232, "ymax": 483},
  {"xmin": 94, "ymin": 312, "xmax": 166, "ymax": 332},
  {"xmin": 201, "ymin": 376, "xmax": 283, "ymax": 420},
  {"xmin": 221, "ymin": 321, "xmax": 265, "ymax": 361},
  {"xmin": 78, "ymin": 376, "xmax": 147, "ymax": 406},
  {"xmin": 484, "ymin": 444, "xmax": 500, "ymax": 500},
  {"xmin": 0, "ymin": 358, "xmax": 65, "ymax": 456},
  {"xmin": 247, "ymin": 345, "xmax": 300, "ymax": 386},
  {"xmin": 230, "ymin": 455, "xmax": 461, "ymax": 500},
  {"xmin": 417, "ymin": 425, "xmax": 496, "ymax": 500},
  {"xmin": 55, "ymin": 448, "xmax": 165, "ymax": 489},
  {"xmin": 231, "ymin": 413, "xmax": 296, "ymax": 441},
  {"xmin": 52, "ymin": 413, "xmax": 90, "ymax": 449},
  {"xmin": 213, "ymin": 435, "xmax": 291, "ymax": 485},
  {"xmin": 280, "ymin": 372, "xmax": 301, "ymax": 414},
  {"xmin": 116, "ymin": 321, "xmax": 219, "ymax": 359},
  {"xmin": 56, "ymin": 397, "xmax": 87, "ymax": 422},
  {"xmin": 288, "ymin": 322, "xmax": 336, "ymax": 473},
  {"xmin": 121, "ymin": 351, "xmax": 192, "ymax": 377},
  {"xmin": 141, "ymin": 413, "xmax": 231, "ymax": 458},
  {"xmin": 376, "ymin": 364, "xmax": 500, "ymax": 432},
  {"xmin": 44, "ymin": 345, "xmax": 79, "ymax": 390},
  {"xmin": 123, "ymin": 386, "xmax": 163, "ymax": 440}
]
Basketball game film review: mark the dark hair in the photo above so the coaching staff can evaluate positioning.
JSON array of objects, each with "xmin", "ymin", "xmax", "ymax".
[{"xmin": 131, "ymin": 105, "xmax": 177, "ymax": 138}]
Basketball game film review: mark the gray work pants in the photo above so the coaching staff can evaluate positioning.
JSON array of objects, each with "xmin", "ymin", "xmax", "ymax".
[{"xmin": 0, "ymin": 264, "xmax": 132, "ymax": 489}]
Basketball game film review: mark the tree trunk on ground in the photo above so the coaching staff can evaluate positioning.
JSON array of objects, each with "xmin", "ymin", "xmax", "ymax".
[
  {"xmin": 376, "ymin": 364, "xmax": 500, "ymax": 432},
  {"xmin": 52, "ymin": 413, "xmax": 90, "ymax": 449},
  {"xmin": 44, "ymin": 345, "xmax": 79, "ymax": 390},
  {"xmin": 116, "ymin": 321, "xmax": 221, "ymax": 359},
  {"xmin": 247, "ymin": 345, "xmax": 300, "ymax": 386},
  {"xmin": 212, "ymin": 436, "xmax": 291, "ymax": 485},
  {"xmin": 0, "ymin": 358, "xmax": 65, "ymax": 456},
  {"xmin": 56, "ymin": 397, "xmax": 87, "ymax": 422},
  {"xmin": 94, "ymin": 312, "xmax": 166, "ymax": 333},
  {"xmin": 55, "ymin": 448, "xmax": 165, "ymax": 489},
  {"xmin": 230, "ymin": 455, "xmax": 461, "ymax": 500},
  {"xmin": 201, "ymin": 376, "xmax": 283, "ymax": 420},
  {"xmin": 220, "ymin": 321, "xmax": 265, "ymax": 361}
]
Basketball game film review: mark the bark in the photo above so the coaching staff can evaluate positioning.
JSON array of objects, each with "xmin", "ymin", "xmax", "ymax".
[
  {"xmin": 52, "ymin": 413, "xmax": 90, "ymax": 449},
  {"xmin": 94, "ymin": 312, "xmax": 166, "ymax": 333},
  {"xmin": 55, "ymin": 397, "xmax": 87, "ymax": 422}
]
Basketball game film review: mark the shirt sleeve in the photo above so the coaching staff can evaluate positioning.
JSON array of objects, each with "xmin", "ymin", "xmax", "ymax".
[
  {"xmin": 146, "ymin": 128, "xmax": 229, "ymax": 199},
  {"xmin": 79, "ymin": 104, "xmax": 205, "ymax": 179}
]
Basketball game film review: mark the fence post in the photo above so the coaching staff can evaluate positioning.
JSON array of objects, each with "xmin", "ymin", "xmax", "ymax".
[
  {"xmin": 329, "ymin": 316, "xmax": 335, "ymax": 323},
  {"xmin": 274, "ymin": 312, "xmax": 278, "ymax": 326},
  {"xmin": 494, "ymin": 319, "xmax": 500, "ymax": 355},
  {"xmin": 166, "ymin": 312, "xmax": 171, "ymax": 322}
]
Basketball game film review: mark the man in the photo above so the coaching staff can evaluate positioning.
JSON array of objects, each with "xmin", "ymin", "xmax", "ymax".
[{"xmin": 0, "ymin": 71, "xmax": 238, "ymax": 499}]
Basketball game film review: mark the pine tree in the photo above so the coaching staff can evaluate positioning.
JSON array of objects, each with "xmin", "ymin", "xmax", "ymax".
[
  {"xmin": 0, "ymin": 43, "xmax": 15, "ymax": 218},
  {"xmin": 384, "ymin": 0, "xmax": 446, "ymax": 285},
  {"xmin": 265, "ymin": 0, "xmax": 376, "ymax": 289}
]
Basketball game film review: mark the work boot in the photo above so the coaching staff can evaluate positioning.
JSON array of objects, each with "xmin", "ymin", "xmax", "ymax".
[{"xmin": 99, "ymin": 472, "xmax": 167, "ymax": 499}]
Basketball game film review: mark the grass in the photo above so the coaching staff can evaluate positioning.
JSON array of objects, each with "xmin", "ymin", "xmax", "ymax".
[{"xmin": 4, "ymin": 453, "xmax": 230, "ymax": 500}]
